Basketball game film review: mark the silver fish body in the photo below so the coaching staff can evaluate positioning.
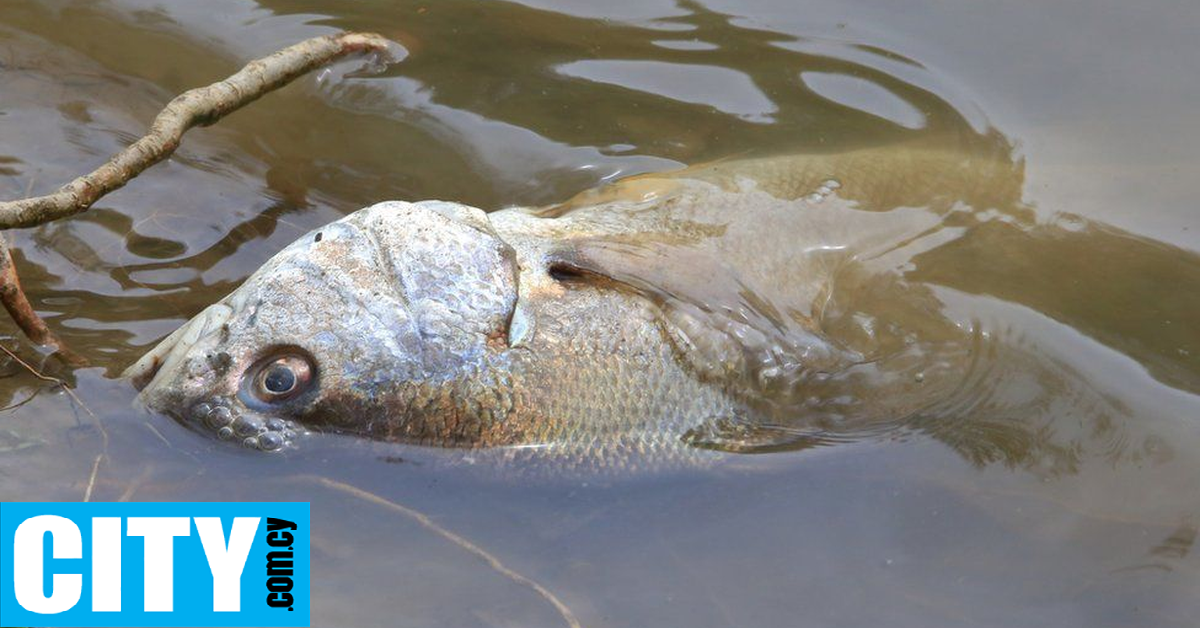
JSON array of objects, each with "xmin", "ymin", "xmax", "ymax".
[{"xmin": 126, "ymin": 142, "xmax": 1030, "ymax": 472}]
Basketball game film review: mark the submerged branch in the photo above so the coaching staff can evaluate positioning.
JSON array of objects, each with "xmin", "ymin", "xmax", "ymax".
[
  {"xmin": 0, "ymin": 234, "xmax": 84, "ymax": 364},
  {"xmin": 305, "ymin": 475, "xmax": 584, "ymax": 628},
  {"xmin": 0, "ymin": 343, "xmax": 107, "ymax": 499}
]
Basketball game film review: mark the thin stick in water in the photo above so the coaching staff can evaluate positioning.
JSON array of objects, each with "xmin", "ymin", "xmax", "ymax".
[
  {"xmin": 0, "ymin": 31, "xmax": 393, "ymax": 229},
  {"xmin": 304, "ymin": 475, "xmax": 584, "ymax": 628},
  {"xmin": 0, "ymin": 235, "xmax": 83, "ymax": 363},
  {"xmin": 0, "ymin": 31, "xmax": 393, "ymax": 354}
]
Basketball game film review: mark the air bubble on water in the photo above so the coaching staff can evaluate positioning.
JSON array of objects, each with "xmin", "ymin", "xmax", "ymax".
[
  {"xmin": 604, "ymin": 143, "xmax": 637, "ymax": 154},
  {"xmin": 1054, "ymin": 213, "xmax": 1088, "ymax": 232},
  {"xmin": 232, "ymin": 414, "xmax": 263, "ymax": 437},
  {"xmin": 206, "ymin": 406, "xmax": 234, "ymax": 429},
  {"xmin": 191, "ymin": 402, "xmax": 213, "ymax": 420},
  {"xmin": 258, "ymin": 432, "xmax": 285, "ymax": 452}
]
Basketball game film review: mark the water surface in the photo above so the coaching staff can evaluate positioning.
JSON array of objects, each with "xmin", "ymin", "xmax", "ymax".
[{"xmin": 0, "ymin": 0, "xmax": 1197, "ymax": 626}]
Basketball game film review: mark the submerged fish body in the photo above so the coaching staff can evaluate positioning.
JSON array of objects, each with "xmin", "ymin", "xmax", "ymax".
[{"xmin": 128, "ymin": 141, "xmax": 1138, "ymax": 473}]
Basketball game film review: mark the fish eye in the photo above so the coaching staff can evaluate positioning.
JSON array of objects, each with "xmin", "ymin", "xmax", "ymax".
[{"xmin": 248, "ymin": 354, "xmax": 314, "ymax": 403}]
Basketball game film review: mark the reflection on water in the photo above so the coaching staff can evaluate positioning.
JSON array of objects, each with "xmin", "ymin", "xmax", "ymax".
[{"xmin": 1, "ymin": 0, "xmax": 1198, "ymax": 625}]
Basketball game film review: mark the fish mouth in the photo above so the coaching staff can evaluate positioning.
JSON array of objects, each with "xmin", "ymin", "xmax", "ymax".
[
  {"xmin": 123, "ymin": 304, "xmax": 308, "ymax": 452},
  {"xmin": 124, "ymin": 325, "xmax": 189, "ymax": 393},
  {"xmin": 123, "ymin": 302, "xmax": 234, "ymax": 392}
]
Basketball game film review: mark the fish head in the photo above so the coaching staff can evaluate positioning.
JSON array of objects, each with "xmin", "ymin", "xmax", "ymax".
[{"xmin": 124, "ymin": 200, "xmax": 521, "ymax": 451}]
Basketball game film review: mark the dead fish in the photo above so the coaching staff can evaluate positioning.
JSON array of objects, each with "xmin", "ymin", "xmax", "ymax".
[{"xmin": 124, "ymin": 141, "xmax": 1070, "ymax": 471}]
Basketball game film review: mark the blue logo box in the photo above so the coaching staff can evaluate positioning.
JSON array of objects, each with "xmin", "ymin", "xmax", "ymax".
[{"xmin": 0, "ymin": 502, "xmax": 309, "ymax": 627}]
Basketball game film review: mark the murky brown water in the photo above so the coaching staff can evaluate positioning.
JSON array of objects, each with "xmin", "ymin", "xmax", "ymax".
[{"xmin": 1, "ymin": 0, "xmax": 1198, "ymax": 626}]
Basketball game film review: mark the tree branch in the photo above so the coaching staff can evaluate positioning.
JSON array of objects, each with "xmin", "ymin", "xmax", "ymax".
[
  {"xmin": 0, "ymin": 31, "xmax": 392, "ymax": 229},
  {"xmin": 0, "ymin": 31, "xmax": 394, "ymax": 355},
  {"xmin": 0, "ymin": 234, "xmax": 85, "ymax": 364}
]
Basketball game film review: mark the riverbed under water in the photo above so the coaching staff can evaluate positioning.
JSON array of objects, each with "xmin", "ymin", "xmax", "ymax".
[{"xmin": 1, "ymin": 0, "xmax": 1197, "ymax": 626}]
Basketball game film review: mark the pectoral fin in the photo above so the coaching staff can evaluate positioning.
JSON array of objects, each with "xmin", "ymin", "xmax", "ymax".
[{"xmin": 547, "ymin": 236, "xmax": 852, "ymax": 407}]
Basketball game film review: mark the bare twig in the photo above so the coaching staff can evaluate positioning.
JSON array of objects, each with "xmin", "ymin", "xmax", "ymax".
[
  {"xmin": 0, "ymin": 31, "xmax": 393, "ymax": 229},
  {"xmin": 0, "ymin": 234, "xmax": 84, "ymax": 364},
  {"xmin": 0, "ymin": 31, "xmax": 393, "ymax": 354},
  {"xmin": 0, "ymin": 386, "xmax": 42, "ymax": 412},
  {"xmin": 304, "ymin": 475, "xmax": 584, "ymax": 628},
  {"xmin": 0, "ymin": 343, "xmax": 108, "ymax": 500},
  {"xmin": 0, "ymin": 342, "xmax": 67, "ymax": 386},
  {"xmin": 83, "ymin": 453, "xmax": 103, "ymax": 502},
  {"xmin": 117, "ymin": 464, "xmax": 154, "ymax": 502},
  {"xmin": 0, "ymin": 344, "xmax": 97, "ymax": 428}
]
